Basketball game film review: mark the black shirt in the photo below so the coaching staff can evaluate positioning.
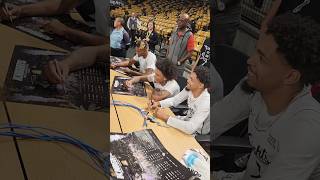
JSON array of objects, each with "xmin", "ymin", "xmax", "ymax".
[
  {"xmin": 277, "ymin": 0, "xmax": 320, "ymax": 23},
  {"xmin": 76, "ymin": 0, "xmax": 95, "ymax": 22},
  {"xmin": 213, "ymin": 0, "xmax": 242, "ymax": 24}
]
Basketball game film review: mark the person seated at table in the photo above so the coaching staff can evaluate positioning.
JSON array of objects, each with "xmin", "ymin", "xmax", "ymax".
[
  {"xmin": 212, "ymin": 14, "xmax": 320, "ymax": 180},
  {"xmin": 111, "ymin": 39, "xmax": 157, "ymax": 76},
  {"xmin": 150, "ymin": 66, "xmax": 210, "ymax": 135},
  {"xmin": 111, "ymin": 17, "xmax": 130, "ymax": 58},
  {"xmin": 0, "ymin": 0, "xmax": 107, "ymax": 46},
  {"xmin": 44, "ymin": 45, "xmax": 108, "ymax": 84},
  {"xmin": 125, "ymin": 58, "xmax": 180, "ymax": 101}
]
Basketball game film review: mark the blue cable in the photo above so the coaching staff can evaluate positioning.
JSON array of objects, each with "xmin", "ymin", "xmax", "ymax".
[
  {"xmin": 111, "ymin": 100, "xmax": 169, "ymax": 128},
  {"xmin": 0, "ymin": 124, "xmax": 109, "ymax": 176}
]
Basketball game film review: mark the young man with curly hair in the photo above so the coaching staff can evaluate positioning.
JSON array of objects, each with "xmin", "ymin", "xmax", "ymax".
[
  {"xmin": 150, "ymin": 66, "xmax": 211, "ymax": 135},
  {"xmin": 212, "ymin": 13, "xmax": 320, "ymax": 180},
  {"xmin": 125, "ymin": 58, "xmax": 180, "ymax": 101}
]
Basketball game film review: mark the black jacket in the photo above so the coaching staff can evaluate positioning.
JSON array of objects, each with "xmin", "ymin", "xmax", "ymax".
[{"xmin": 141, "ymin": 30, "xmax": 159, "ymax": 51}]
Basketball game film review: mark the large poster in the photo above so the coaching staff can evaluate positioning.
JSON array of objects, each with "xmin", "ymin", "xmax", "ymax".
[
  {"xmin": 4, "ymin": 45, "xmax": 108, "ymax": 112},
  {"xmin": 110, "ymin": 129, "xmax": 199, "ymax": 179},
  {"xmin": 111, "ymin": 76, "xmax": 147, "ymax": 97}
]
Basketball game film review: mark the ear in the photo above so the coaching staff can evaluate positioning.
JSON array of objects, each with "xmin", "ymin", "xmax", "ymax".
[
  {"xmin": 284, "ymin": 69, "xmax": 301, "ymax": 85},
  {"xmin": 198, "ymin": 82, "xmax": 205, "ymax": 90}
]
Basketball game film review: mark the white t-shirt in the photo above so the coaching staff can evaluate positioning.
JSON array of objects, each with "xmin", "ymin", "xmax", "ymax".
[
  {"xmin": 212, "ymin": 79, "xmax": 320, "ymax": 180},
  {"xmin": 147, "ymin": 74, "xmax": 180, "ymax": 97},
  {"xmin": 160, "ymin": 88, "xmax": 210, "ymax": 135},
  {"xmin": 133, "ymin": 51, "xmax": 156, "ymax": 73}
]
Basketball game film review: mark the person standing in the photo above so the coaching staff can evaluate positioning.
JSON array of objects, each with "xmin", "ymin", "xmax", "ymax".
[
  {"xmin": 141, "ymin": 20, "xmax": 159, "ymax": 53},
  {"xmin": 127, "ymin": 12, "xmax": 140, "ymax": 46},
  {"xmin": 110, "ymin": 17, "xmax": 130, "ymax": 58},
  {"xmin": 166, "ymin": 13, "xmax": 195, "ymax": 77},
  {"xmin": 213, "ymin": 0, "xmax": 242, "ymax": 46}
]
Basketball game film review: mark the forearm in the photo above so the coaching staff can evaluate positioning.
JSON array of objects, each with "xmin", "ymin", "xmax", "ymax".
[
  {"xmin": 130, "ymin": 70, "xmax": 143, "ymax": 76},
  {"xmin": 166, "ymin": 116, "xmax": 200, "ymax": 135},
  {"xmin": 136, "ymin": 75, "xmax": 149, "ymax": 82},
  {"xmin": 64, "ymin": 28, "xmax": 107, "ymax": 46},
  {"xmin": 152, "ymin": 90, "xmax": 171, "ymax": 101},
  {"xmin": 116, "ymin": 60, "xmax": 131, "ymax": 67},
  {"xmin": 261, "ymin": 0, "xmax": 281, "ymax": 31},
  {"xmin": 63, "ymin": 45, "xmax": 107, "ymax": 71},
  {"xmin": 56, "ymin": 0, "xmax": 79, "ymax": 14},
  {"xmin": 20, "ymin": 0, "xmax": 62, "ymax": 17},
  {"xmin": 179, "ymin": 51, "xmax": 192, "ymax": 63},
  {"xmin": 160, "ymin": 89, "xmax": 188, "ymax": 107},
  {"xmin": 144, "ymin": 68, "xmax": 154, "ymax": 75},
  {"xmin": 167, "ymin": 109, "xmax": 209, "ymax": 135}
]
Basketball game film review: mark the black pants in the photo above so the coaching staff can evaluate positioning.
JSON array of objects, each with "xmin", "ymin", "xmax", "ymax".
[
  {"xmin": 111, "ymin": 48, "xmax": 126, "ymax": 58},
  {"xmin": 214, "ymin": 23, "xmax": 239, "ymax": 46},
  {"xmin": 129, "ymin": 29, "xmax": 137, "ymax": 46}
]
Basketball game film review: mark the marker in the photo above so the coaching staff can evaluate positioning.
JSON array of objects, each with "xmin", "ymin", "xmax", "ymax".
[{"xmin": 54, "ymin": 60, "xmax": 66, "ymax": 93}]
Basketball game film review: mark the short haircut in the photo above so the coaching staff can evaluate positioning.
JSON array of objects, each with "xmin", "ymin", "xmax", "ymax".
[
  {"xmin": 116, "ymin": 17, "xmax": 125, "ymax": 27},
  {"xmin": 136, "ymin": 39, "xmax": 149, "ymax": 51},
  {"xmin": 194, "ymin": 66, "xmax": 210, "ymax": 88},
  {"xmin": 155, "ymin": 58, "xmax": 177, "ymax": 80},
  {"xmin": 267, "ymin": 13, "xmax": 320, "ymax": 86}
]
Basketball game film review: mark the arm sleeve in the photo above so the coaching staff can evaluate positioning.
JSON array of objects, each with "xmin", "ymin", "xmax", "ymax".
[
  {"xmin": 160, "ymin": 88, "xmax": 189, "ymax": 107},
  {"xmin": 133, "ymin": 54, "xmax": 138, "ymax": 61},
  {"xmin": 146, "ymin": 55, "xmax": 156, "ymax": 70},
  {"xmin": 212, "ymin": 79, "xmax": 252, "ymax": 140},
  {"xmin": 164, "ymin": 81, "xmax": 180, "ymax": 96},
  {"xmin": 187, "ymin": 34, "xmax": 195, "ymax": 52},
  {"xmin": 167, "ymin": 101, "xmax": 210, "ymax": 135}
]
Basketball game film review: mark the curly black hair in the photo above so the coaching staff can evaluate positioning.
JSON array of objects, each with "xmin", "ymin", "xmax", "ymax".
[
  {"xmin": 194, "ymin": 66, "xmax": 210, "ymax": 89},
  {"xmin": 267, "ymin": 13, "xmax": 320, "ymax": 86},
  {"xmin": 155, "ymin": 58, "xmax": 177, "ymax": 81}
]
